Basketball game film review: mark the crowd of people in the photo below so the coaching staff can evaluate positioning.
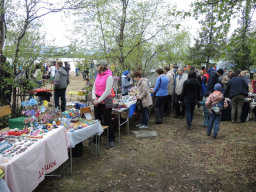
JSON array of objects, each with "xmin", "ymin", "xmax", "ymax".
[
  {"xmin": 132, "ymin": 65, "xmax": 250, "ymax": 140},
  {"xmin": 29, "ymin": 60, "xmax": 252, "ymax": 146}
]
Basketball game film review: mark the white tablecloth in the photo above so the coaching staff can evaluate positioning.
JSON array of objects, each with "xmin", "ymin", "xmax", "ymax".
[
  {"xmin": 124, "ymin": 100, "xmax": 137, "ymax": 108},
  {"xmin": 0, "ymin": 127, "xmax": 69, "ymax": 192},
  {"xmin": 67, "ymin": 121, "xmax": 103, "ymax": 148},
  {"xmin": 113, "ymin": 100, "xmax": 137, "ymax": 112}
]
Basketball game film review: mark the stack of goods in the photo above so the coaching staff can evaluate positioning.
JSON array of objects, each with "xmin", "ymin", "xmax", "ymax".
[
  {"xmin": 65, "ymin": 119, "xmax": 98, "ymax": 132},
  {"xmin": 113, "ymin": 96, "xmax": 137, "ymax": 109},
  {"xmin": 0, "ymin": 136, "xmax": 39, "ymax": 161},
  {"xmin": 16, "ymin": 99, "xmax": 62, "ymax": 138},
  {"xmin": 61, "ymin": 109, "xmax": 80, "ymax": 122}
]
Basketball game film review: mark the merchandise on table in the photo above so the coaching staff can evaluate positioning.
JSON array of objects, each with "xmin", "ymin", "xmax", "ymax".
[
  {"xmin": 1, "ymin": 127, "xmax": 49, "ymax": 139},
  {"xmin": 0, "ymin": 140, "xmax": 12, "ymax": 153},
  {"xmin": 0, "ymin": 136, "xmax": 39, "ymax": 161},
  {"xmin": 113, "ymin": 96, "xmax": 137, "ymax": 109},
  {"xmin": 61, "ymin": 108, "xmax": 80, "ymax": 122},
  {"xmin": 65, "ymin": 119, "xmax": 98, "ymax": 132}
]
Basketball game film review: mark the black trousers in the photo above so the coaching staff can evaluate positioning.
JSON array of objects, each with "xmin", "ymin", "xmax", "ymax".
[
  {"xmin": 164, "ymin": 95, "xmax": 172, "ymax": 114},
  {"xmin": 94, "ymin": 103, "xmax": 115, "ymax": 142},
  {"xmin": 54, "ymin": 88, "xmax": 66, "ymax": 112},
  {"xmin": 174, "ymin": 94, "xmax": 185, "ymax": 117},
  {"xmin": 154, "ymin": 96, "xmax": 166, "ymax": 123}
]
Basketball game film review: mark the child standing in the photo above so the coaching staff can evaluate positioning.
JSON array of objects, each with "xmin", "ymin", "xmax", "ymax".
[{"xmin": 205, "ymin": 83, "xmax": 228, "ymax": 139}]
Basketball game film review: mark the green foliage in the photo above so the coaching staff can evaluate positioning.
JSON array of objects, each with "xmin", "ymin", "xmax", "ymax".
[
  {"xmin": 221, "ymin": 1, "xmax": 256, "ymax": 70},
  {"xmin": 73, "ymin": 0, "xmax": 186, "ymax": 73},
  {"xmin": 157, "ymin": 30, "xmax": 191, "ymax": 65},
  {"xmin": 191, "ymin": 0, "xmax": 256, "ymax": 69}
]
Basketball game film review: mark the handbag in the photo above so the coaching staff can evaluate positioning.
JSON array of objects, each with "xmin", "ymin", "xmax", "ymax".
[
  {"xmin": 211, "ymin": 97, "xmax": 225, "ymax": 115},
  {"xmin": 136, "ymin": 99, "xmax": 142, "ymax": 112}
]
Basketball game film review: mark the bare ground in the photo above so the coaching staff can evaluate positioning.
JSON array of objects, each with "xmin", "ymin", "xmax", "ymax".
[{"xmin": 34, "ymin": 72, "xmax": 256, "ymax": 192}]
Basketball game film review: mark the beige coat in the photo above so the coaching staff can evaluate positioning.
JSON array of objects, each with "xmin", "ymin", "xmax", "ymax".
[
  {"xmin": 221, "ymin": 75, "xmax": 230, "ymax": 88},
  {"xmin": 137, "ymin": 78, "xmax": 153, "ymax": 108},
  {"xmin": 175, "ymin": 73, "xmax": 188, "ymax": 95},
  {"xmin": 166, "ymin": 71, "xmax": 174, "ymax": 95}
]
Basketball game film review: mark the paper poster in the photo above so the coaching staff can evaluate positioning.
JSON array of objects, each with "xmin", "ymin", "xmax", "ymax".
[{"xmin": 84, "ymin": 113, "xmax": 92, "ymax": 120}]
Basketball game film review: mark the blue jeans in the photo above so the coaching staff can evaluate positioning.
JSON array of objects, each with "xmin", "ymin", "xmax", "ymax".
[
  {"xmin": 207, "ymin": 113, "xmax": 221, "ymax": 137},
  {"xmin": 184, "ymin": 99, "xmax": 197, "ymax": 126},
  {"xmin": 141, "ymin": 107, "xmax": 149, "ymax": 126},
  {"xmin": 76, "ymin": 68, "xmax": 79, "ymax": 76},
  {"xmin": 203, "ymin": 105, "xmax": 209, "ymax": 127}
]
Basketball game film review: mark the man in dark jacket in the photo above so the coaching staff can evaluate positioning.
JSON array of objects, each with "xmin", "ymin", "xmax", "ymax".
[
  {"xmin": 54, "ymin": 61, "xmax": 70, "ymax": 111},
  {"xmin": 224, "ymin": 74, "xmax": 248, "ymax": 123},
  {"xmin": 206, "ymin": 68, "xmax": 224, "ymax": 95}
]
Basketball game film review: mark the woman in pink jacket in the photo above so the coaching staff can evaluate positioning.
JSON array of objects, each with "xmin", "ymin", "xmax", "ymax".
[{"xmin": 92, "ymin": 60, "xmax": 115, "ymax": 147}]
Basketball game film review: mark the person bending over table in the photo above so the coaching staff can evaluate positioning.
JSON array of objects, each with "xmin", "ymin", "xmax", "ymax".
[
  {"xmin": 54, "ymin": 61, "xmax": 70, "ymax": 112},
  {"xmin": 133, "ymin": 71, "xmax": 152, "ymax": 129},
  {"xmin": 122, "ymin": 70, "xmax": 132, "ymax": 96},
  {"xmin": 92, "ymin": 60, "xmax": 115, "ymax": 147}
]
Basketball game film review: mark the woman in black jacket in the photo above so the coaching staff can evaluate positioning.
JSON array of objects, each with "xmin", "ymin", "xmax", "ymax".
[{"xmin": 180, "ymin": 71, "xmax": 201, "ymax": 130}]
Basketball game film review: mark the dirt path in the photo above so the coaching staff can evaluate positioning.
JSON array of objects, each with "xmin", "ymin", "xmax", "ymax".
[{"xmin": 34, "ymin": 73, "xmax": 256, "ymax": 192}]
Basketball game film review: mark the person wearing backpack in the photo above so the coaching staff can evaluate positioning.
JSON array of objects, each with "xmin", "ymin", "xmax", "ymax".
[{"xmin": 205, "ymin": 83, "xmax": 228, "ymax": 139}]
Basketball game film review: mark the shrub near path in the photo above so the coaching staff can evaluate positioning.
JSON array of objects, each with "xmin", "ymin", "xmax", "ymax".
[{"xmin": 35, "ymin": 73, "xmax": 256, "ymax": 192}]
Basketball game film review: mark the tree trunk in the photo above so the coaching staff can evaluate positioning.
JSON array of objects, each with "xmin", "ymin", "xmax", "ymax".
[
  {"xmin": 12, "ymin": 21, "xmax": 29, "ymax": 114},
  {"xmin": 118, "ymin": 0, "xmax": 127, "ymax": 68}
]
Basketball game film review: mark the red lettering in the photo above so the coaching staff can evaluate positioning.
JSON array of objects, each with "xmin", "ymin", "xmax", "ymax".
[
  {"xmin": 38, "ymin": 168, "xmax": 44, "ymax": 180},
  {"xmin": 50, "ymin": 161, "xmax": 56, "ymax": 168},
  {"xmin": 45, "ymin": 164, "xmax": 51, "ymax": 171},
  {"xmin": 39, "ymin": 160, "xmax": 57, "ymax": 179}
]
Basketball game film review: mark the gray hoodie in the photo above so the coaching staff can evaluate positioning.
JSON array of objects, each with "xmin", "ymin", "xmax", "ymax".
[
  {"xmin": 54, "ymin": 67, "xmax": 70, "ymax": 89},
  {"xmin": 122, "ymin": 74, "xmax": 132, "ymax": 94}
]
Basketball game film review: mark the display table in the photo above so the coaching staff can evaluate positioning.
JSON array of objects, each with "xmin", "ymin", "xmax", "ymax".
[
  {"xmin": 112, "ymin": 100, "xmax": 137, "ymax": 142},
  {"xmin": 65, "ymin": 121, "xmax": 103, "ymax": 175},
  {"xmin": 66, "ymin": 121, "xmax": 103, "ymax": 148},
  {"xmin": 31, "ymin": 88, "xmax": 54, "ymax": 102},
  {"xmin": 67, "ymin": 91, "xmax": 86, "ymax": 101},
  {"xmin": 0, "ymin": 127, "xmax": 69, "ymax": 192},
  {"xmin": 31, "ymin": 88, "xmax": 54, "ymax": 93}
]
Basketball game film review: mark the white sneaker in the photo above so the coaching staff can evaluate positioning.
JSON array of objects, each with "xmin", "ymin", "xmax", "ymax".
[
  {"xmin": 139, "ymin": 125, "xmax": 148, "ymax": 129},
  {"xmin": 135, "ymin": 124, "xmax": 142, "ymax": 127}
]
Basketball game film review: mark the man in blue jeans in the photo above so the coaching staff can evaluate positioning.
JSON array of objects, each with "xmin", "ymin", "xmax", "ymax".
[{"xmin": 54, "ymin": 61, "xmax": 70, "ymax": 112}]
